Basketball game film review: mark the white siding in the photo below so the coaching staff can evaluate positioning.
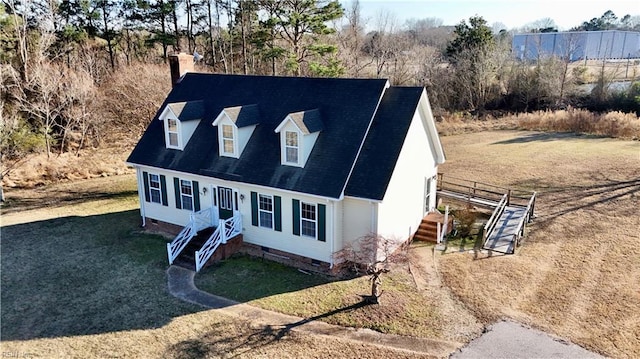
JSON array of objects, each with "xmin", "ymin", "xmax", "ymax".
[
  {"xmin": 342, "ymin": 197, "xmax": 375, "ymax": 250},
  {"xmin": 136, "ymin": 165, "xmax": 338, "ymax": 263},
  {"xmin": 376, "ymin": 104, "xmax": 438, "ymax": 241},
  {"xmin": 240, "ymin": 187, "xmax": 334, "ymax": 263},
  {"xmin": 139, "ymin": 167, "xmax": 208, "ymax": 227},
  {"xmin": 237, "ymin": 124, "xmax": 256, "ymax": 156}
]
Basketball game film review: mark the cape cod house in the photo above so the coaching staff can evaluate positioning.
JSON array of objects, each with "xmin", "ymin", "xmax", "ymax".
[{"xmin": 126, "ymin": 54, "xmax": 445, "ymax": 272}]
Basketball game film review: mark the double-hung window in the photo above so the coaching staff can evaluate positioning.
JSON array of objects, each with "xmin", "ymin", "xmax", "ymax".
[
  {"xmin": 149, "ymin": 174, "xmax": 161, "ymax": 204},
  {"xmin": 222, "ymin": 124, "xmax": 235, "ymax": 155},
  {"xmin": 167, "ymin": 119, "xmax": 179, "ymax": 148},
  {"xmin": 180, "ymin": 179, "xmax": 193, "ymax": 211},
  {"xmin": 300, "ymin": 202, "xmax": 317, "ymax": 238},
  {"xmin": 285, "ymin": 131, "xmax": 299, "ymax": 164},
  {"xmin": 258, "ymin": 194, "xmax": 274, "ymax": 229}
]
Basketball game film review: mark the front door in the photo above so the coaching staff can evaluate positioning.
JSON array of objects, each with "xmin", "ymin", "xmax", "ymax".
[{"xmin": 218, "ymin": 186, "xmax": 234, "ymax": 220}]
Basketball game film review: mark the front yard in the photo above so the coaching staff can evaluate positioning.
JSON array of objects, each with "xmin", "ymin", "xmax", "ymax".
[{"xmin": 1, "ymin": 130, "xmax": 638, "ymax": 358}]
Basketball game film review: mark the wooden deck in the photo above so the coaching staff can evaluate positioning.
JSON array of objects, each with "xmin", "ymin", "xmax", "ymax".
[
  {"xmin": 483, "ymin": 206, "xmax": 527, "ymax": 254},
  {"xmin": 436, "ymin": 173, "xmax": 536, "ymax": 255}
]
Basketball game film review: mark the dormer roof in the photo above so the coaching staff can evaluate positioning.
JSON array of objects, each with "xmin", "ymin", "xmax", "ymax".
[
  {"xmin": 216, "ymin": 104, "xmax": 260, "ymax": 128},
  {"xmin": 166, "ymin": 100, "xmax": 204, "ymax": 121},
  {"xmin": 275, "ymin": 109, "xmax": 323, "ymax": 135},
  {"xmin": 127, "ymin": 74, "xmax": 444, "ymax": 200}
]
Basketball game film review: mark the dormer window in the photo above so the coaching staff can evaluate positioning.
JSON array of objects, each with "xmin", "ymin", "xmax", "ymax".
[
  {"xmin": 221, "ymin": 124, "xmax": 236, "ymax": 156},
  {"xmin": 275, "ymin": 109, "xmax": 323, "ymax": 168},
  {"xmin": 213, "ymin": 104, "xmax": 260, "ymax": 158},
  {"xmin": 285, "ymin": 131, "xmax": 299, "ymax": 164},
  {"xmin": 159, "ymin": 100, "xmax": 204, "ymax": 150},
  {"xmin": 167, "ymin": 119, "xmax": 180, "ymax": 148}
]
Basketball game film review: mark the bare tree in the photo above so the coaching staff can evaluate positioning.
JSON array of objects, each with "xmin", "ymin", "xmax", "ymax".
[{"xmin": 333, "ymin": 234, "xmax": 408, "ymax": 305}]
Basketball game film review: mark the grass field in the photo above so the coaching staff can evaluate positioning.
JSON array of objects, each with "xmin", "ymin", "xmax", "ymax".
[
  {"xmin": 437, "ymin": 131, "xmax": 640, "ymax": 358},
  {"xmin": 1, "ymin": 130, "xmax": 638, "ymax": 358}
]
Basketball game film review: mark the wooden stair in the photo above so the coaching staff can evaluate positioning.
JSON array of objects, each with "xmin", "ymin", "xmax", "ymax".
[
  {"xmin": 172, "ymin": 227, "xmax": 215, "ymax": 270},
  {"xmin": 413, "ymin": 212, "xmax": 453, "ymax": 243}
]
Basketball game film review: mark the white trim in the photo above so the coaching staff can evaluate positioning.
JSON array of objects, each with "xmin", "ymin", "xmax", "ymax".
[
  {"xmin": 179, "ymin": 179, "xmax": 195, "ymax": 211},
  {"xmin": 220, "ymin": 123, "xmax": 239, "ymax": 158},
  {"xmin": 300, "ymin": 201, "xmax": 318, "ymax": 239},
  {"xmin": 165, "ymin": 118, "xmax": 183, "ymax": 150},
  {"xmin": 212, "ymin": 110, "xmax": 229, "ymax": 127},
  {"xmin": 283, "ymin": 130, "xmax": 301, "ymax": 166},
  {"xmin": 418, "ymin": 89, "xmax": 446, "ymax": 165},
  {"xmin": 338, "ymin": 80, "xmax": 391, "ymax": 200},
  {"xmin": 274, "ymin": 115, "xmax": 303, "ymax": 134},
  {"xmin": 136, "ymin": 167, "xmax": 146, "ymax": 226},
  {"xmin": 258, "ymin": 193, "xmax": 274, "ymax": 229}
]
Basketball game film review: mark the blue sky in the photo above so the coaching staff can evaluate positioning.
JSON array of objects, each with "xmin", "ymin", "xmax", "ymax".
[{"xmin": 357, "ymin": 0, "xmax": 640, "ymax": 30}]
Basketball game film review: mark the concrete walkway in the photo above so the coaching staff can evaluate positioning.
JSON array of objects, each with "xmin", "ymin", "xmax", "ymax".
[{"xmin": 167, "ymin": 265, "xmax": 459, "ymax": 357}]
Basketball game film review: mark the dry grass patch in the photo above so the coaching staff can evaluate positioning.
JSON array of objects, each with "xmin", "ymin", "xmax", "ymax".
[
  {"xmin": 437, "ymin": 108, "xmax": 640, "ymax": 140},
  {"xmin": 436, "ymin": 130, "xmax": 640, "ymax": 358}
]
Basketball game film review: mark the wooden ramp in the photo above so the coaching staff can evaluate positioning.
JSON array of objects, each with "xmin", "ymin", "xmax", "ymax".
[
  {"xmin": 436, "ymin": 173, "xmax": 537, "ymax": 255},
  {"xmin": 483, "ymin": 206, "xmax": 527, "ymax": 254}
]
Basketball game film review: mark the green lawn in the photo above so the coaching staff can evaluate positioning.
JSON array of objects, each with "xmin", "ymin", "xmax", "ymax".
[
  {"xmin": 0, "ymin": 179, "xmax": 201, "ymax": 341},
  {"xmin": 196, "ymin": 255, "xmax": 443, "ymax": 338}
]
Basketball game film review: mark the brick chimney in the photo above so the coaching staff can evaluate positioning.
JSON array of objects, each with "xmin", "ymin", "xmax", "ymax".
[{"xmin": 169, "ymin": 52, "xmax": 195, "ymax": 88}]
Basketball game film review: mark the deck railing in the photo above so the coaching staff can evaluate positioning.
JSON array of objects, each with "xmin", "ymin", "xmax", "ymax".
[
  {"xmin": 509, "ymin": 192, "xmax": 537, "ymax": 253},
  {"xmin": 437, "ymin": 173, "xmax": 534, "ymax": 207},
  {"xmin": 195, "ymin": 211, "xmax": 242, "ymax": 272},
  {"xmin": 482, "ymin": 194, "xmax": 509, "ymax": 247},
  {"xmin": 167, "ymin": 207, "xmax": 215, "ymax": 265}
]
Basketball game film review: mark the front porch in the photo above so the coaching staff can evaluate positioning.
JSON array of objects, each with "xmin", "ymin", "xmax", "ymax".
[{"xmin": 166, "ymin": 207, "xmax": 243, "ymax": 272}]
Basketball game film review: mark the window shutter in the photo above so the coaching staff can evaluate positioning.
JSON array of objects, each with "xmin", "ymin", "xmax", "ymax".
[
  {"xmin": 142, "ymin": 171, "xmax": 150, "ymax": 202},
  {"xmin": 318, "ymin": 204, "xmax": 326, "ymax": 242},
  {"xmin": 160, "ymin": 175, "xmax": 168, "ymax": 206},
  {"xmin": 292, "ymin": 199, "xmax": 300, "ymax": 236},
  {"xmin": 274, "ymin": 196, "xmax": 282, "ymax": 232},
  {"xmin": 193, "ymin": 181, "xmax": 200, "ymax": 211},
  {"xmin": 173, "ymin": 177, "xmax": 181, "ymax": 209},
  {"xmin": 251, "ymin": 192, "xmax": 258, "ymax": 226}
]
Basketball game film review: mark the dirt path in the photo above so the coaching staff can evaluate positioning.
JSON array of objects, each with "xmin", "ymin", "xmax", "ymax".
[{"xmin": 408, "ymin": 244, "xmax": 483, "ymax": 343}]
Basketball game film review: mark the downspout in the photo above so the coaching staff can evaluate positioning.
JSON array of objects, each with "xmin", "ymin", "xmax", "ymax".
[
  {"xmin": 137, "ymin": 167, "xmax": 146, "ymax": 227},
  {"xmin": 329, "ymin": 199, "xmax": 335, "ymax": 269}
]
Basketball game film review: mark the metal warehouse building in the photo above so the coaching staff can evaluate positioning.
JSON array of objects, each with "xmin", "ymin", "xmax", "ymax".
[{"xmin": 512, "ymin": 30, "xmax": 640, "ymax": 61}]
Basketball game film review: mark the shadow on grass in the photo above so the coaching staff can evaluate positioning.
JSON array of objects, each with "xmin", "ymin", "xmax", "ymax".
[
  {"xmin": 490, "ymin": 132, "xmax": 602, "ymax": 145},
  {"xmin": 165, "ymin": 301, "xmax": 370, "ymax": 359},
  {"xmin": 195, "ymin": 255, "xmax": 337, "ymax": 303},
  {"xmin": 0, "ymin": 209, "xmax": 202, "ymax": 341},
  {"xmin": 0, "ymin": 189, "xmax": 139, "ymax": 215}
]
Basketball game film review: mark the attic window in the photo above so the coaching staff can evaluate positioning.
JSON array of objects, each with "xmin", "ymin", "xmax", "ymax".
[
  {"xmin": 222, "ymin": 124, "xmax": 236, "ymax": 155},
  {"xmin": 167, "ymin": 119, "xmax": 180, "ymax": 148},
  {"xmin": 285, "ymin": 131, "xmax": 299, "ymax": 164}
]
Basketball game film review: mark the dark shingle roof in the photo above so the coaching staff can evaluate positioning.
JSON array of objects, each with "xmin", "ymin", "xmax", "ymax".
[
  {"xmin": 222, "ymin": 104, "xmax": 260, "ymax": 127},
  {"xmin": 344, "ymin": 87, "xmax": 424, "ymax": 200},
  {"xmin": 287, "ymin": 109, "xmax": 323, "ymax": 134},
  {"xmin": 167, "ymin": 100, "xmax": 204, "ymax": 121},
  {"xmin": 127, "ymin": 73, "xmax": 389, "ymax": 199}
]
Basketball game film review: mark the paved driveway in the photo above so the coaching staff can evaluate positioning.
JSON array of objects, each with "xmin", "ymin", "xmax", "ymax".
[{"xmin": 451, "ymin": 320, "xmax": 603, "ymax": 359}]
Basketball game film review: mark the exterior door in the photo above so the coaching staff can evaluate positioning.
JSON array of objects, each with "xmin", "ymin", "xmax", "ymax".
[{"xmin": 218, "ymin": 186, "xmax": 234, "ymax": 220}]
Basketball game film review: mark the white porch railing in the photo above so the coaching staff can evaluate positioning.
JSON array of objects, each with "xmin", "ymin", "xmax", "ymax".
[
  {"xmin": 195, "ymin": 211, "xmax": 242, "ymax": 272},
  {"xmin": 167, "ymin": 207, "xmax": 216, "ymax": 265}
]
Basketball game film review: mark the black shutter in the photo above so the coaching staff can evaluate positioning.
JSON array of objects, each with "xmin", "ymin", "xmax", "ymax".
[
  {"xmin": 142, "ymin": 171, "xmax": 150, "ymax": 202},
  {"xmin": 160, "ymin": 175, "xmax": 168, "ymax": 206},
  {"xmin": 251, "ymin": 192, "xmax": 258, "ymax": 226},
  {"xmin": 274, "ymin": 196, "xmax": 282, "ymax": 232},
  {"xmin": 292, "ymin": 199, "xmax": 300, "ymax": 236},
  {"xmin": 318, "ymin": 204, "xmax": 326, "ymax": 242},
  {"xmin": 174, "ymin": 177, "xmax": 181, "ymax": 209},
  {"xmin": 193, "ymin": 181, "xmax": 200, "ymax": 211}
]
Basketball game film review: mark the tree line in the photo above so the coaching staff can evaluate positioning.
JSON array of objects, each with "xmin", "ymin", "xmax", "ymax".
[{"xmin": 1, "ymin": 0, "xmax": 639, "ymax": 179}]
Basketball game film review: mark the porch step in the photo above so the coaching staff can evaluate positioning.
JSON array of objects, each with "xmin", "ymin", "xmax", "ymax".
[
  {"xmin": 173, "ymin": 227, "xmax": 215, "ymax": 270},
  {"xmin": 413, "ymin": 213, "xmax": 454, "ymax": 243}
]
